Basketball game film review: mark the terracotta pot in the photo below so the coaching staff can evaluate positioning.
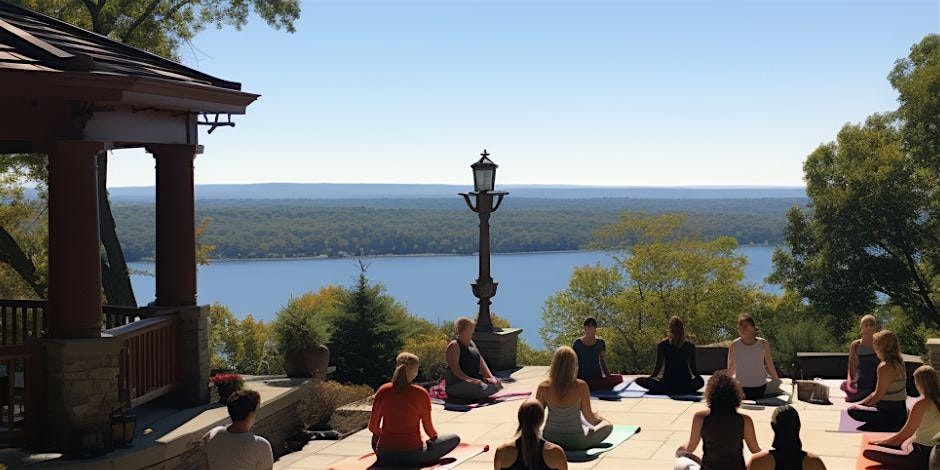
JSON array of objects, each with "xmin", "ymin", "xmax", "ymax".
[{"xmin": 284, "ymin": 345, "xmax": 330, "ymax": 378}]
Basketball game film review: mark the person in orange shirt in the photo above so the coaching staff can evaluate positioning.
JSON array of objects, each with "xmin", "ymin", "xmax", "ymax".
[{"xmin": 369, "ymin": 352, "xmax": 461, "ymax": 466}]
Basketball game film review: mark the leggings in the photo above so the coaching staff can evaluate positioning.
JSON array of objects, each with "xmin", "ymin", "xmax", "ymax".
[
  {"xmin": 635, "ymin": 375, "xmax": 705, "ymax": 395},
  {"xmin": 863, "ymin": 442, "xmax": 933, "ymax": 470},
  {"xmin": 543, "ymin": 421, "xmax": 613, "ymax": 451},
  {"xmin": 847, "ymin": 400, "xmax": 908, "ymax": 432},
  {"xmin": 584, "ymin": 375, "xmax": 624, "ymax": 391},
  {"xmin": 445, "ymin": 380, "xmax": 500, "ymax": 402},
  {"xmin": 374, "ymin": 434, "xmax": 461, "ymax": 466}
]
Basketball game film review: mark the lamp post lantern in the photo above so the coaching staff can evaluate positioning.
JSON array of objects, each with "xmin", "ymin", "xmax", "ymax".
[{"xmin": 460, "ymin": 149, "xmax": 508, "ymax": 333}]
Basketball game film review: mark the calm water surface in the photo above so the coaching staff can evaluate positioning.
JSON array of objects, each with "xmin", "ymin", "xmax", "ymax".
[{"xmin": 129, "ymin": 246, "xmax": 779, "ymax": 347}]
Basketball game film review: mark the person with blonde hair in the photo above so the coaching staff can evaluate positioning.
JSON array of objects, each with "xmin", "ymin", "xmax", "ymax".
[
  {"xmin": 727, "ymin": 314, "xmax": 781, "ymax": 399},
  {"xmin": 445, "ymin": 317, "xmax": 503, "ymax": 401},
  {"xmin": 847, "ymin": 330, "xmax": 908, "ymax": 432},
  {"xmin": 841, "ymin": 314, "xmax": 880, "ymax": 402},
  {"xmin": 493, "ymin": 399, "xmax": 568, "ymax": 470},
  {"xmin": 863, "ymin": 365, "xmax": 940, "ymax": 468},
  {"xmin": 636, "ymin": 316, "xmax": 705, "ymax": 394},
  {"xmin": 536, "ymin": 346, "xmax": 612, "ymax": 450},
  {"xmin": 370, "ymin": 352, "xmax": 460, "ymax": 466}
]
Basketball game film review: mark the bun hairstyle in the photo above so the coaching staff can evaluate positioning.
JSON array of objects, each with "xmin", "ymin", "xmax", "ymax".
[
  {"xmin": 668, "ymin": 316, "xmax": 686, "ymax": 347},
  {"xmin": 516, "ymin": 399, "xmax": 545, "ymax": 468},
  {"xmin": 913, "ymin": 365, "xmax": 940, "ymax": 411},
  {"xmin": 392, "ymin": 352, "xmax": 420, "ymax": 393}
]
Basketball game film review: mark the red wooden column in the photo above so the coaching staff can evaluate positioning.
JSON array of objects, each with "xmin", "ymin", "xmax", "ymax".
[
  {"xmin": 149, "ymin": 144, "xmax": 197, "ymax": 306},
  {"xmin": 47, "ymin": 141, "xmax": 104, "ymax": 338}
]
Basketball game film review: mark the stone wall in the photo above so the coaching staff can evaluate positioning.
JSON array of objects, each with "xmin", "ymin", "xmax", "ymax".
[
  {"xmin": 929, "ymin": 338, "xmax": 940, "ymax": 372},
  {"xmin": 42, "ymin": 337, "xmax": 123, "ymax": 454},
  {"xmin": 175, "ymin": 305, "xmax": 210, "ymax": 406}
]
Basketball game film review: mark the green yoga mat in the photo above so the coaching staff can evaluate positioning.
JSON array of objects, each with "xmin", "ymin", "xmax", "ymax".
[{"xmin": 564, "ymin": 425, "xmax": 641, "ymax": 462}]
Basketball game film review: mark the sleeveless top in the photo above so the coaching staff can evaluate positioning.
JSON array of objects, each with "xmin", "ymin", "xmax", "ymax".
[
  {"xmin": 701, "ymin": 412, "xmax": 745, "ymax": 470},
  {"xmin": 882, "ymin": 367, "xmax": 907, "ymax": 402},
  {"xmin": 572, "ymin": 338, "xmax": 606, "ymax": 380},
  {"xmin": 503, "ymin": 437, "xmax": 552, "ymax": 470},
  {"xmin": 732, "ymin": 338, "xmax": 767, "ymax": 388},
  {"xmin": 658, "ymin": 340, "xmax": 696, "ymax": 384},
  {"xmin": 854, "ymin": 344, "xmax": 878, "ymax": 392},
  {"xmin": 444, "ymin": 340, "xmax": 483, "ymax": 385},
  {"xmin": 914, "ymin": 401, "xmax": 940, "ymax": 446},
  {"xmin": 543, "ymin": 401, "xmax": 583, "ymax": 437},
  {"xmin": 769, "ymin": 449, "xmax": 807, "ymax": 470}
]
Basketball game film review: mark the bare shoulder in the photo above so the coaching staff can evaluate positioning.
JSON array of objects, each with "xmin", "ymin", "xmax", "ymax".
[
  {"xmin": 493, "ymin": 443, "xmax": 516, "ymax": 468},
  {"xmin": 804, "ymin": 452, "xmax": 827, "ymax": 470},
  {"xmin": 741, "ymin": 413, "xmax": 755, "ymax": 425},
  {"xmin": 694, "ymin": 408, "xmax": 710, "ymax": 418},
  {"xmin": 746, "ymin": 450, "xmax": 772, "ymax": 470},
  {"xmin": 543, "ymin": 442, "xmax": 567, "ymax": 467}
]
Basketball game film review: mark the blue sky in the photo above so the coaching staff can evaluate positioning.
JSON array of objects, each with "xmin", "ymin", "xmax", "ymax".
[{"xmin": 108, "ymin": 1, "xmax": 939, "ymax": 187}]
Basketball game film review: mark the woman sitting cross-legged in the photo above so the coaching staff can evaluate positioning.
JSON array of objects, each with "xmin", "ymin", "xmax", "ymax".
[
  {"xmin": 746, "ymin": 405, "xmax": 827, "ymax": 470},
  {"xmin": 445, "ymin": 317, "xmax": 503, "ymax": 401},
  {"xmin": 841, "ymin": 314, "xmax": 880, "ymax": 403},
  {"xmin": 635, "ymin": 316, "xmax": 705, "ymax": 395},
  {"xmin": 728, "ymin": 314, "xmax": 782, "ymax": 400},
  {"xmin": 572, "ymin": 317, "xmax": 623, "ymax": 391},
  {"xmin": 536, "ymin": 346, "xmax": 613, "ymax": 450},
  {"xmin": 493, "ymin": 399, "xmax": 568, "ymax": 470},
  {"xmin": 675, "ymin": 370, "xmax": 761, "ymax": 470},
  {"xmin": 370, "ymin": 352, "xmax": 461, "ymax": 467},
  {"xmin": 862, "ymin": 365, "xmax": 940, "ymax": 469},
  {"xmin": 847, "ymin": 330, "xmax": 909, "ymax": 432}
]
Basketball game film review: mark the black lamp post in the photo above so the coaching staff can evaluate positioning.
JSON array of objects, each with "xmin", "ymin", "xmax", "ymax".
[{"xmin": 460, "ymin": 149, "xmax": 508, "ymax": 333}]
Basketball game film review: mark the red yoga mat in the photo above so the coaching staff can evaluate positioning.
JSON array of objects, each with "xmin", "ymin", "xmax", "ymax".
[
  {"xmin": 855, "ymin": 433, "xmax": 903, "ymax": 470},
  {"xmin": 328, "ymin": 443, "xmax": 490, "ymax": 470}
]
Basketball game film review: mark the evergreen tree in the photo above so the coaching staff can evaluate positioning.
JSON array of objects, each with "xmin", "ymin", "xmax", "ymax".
[{"xmin": 329, "ymin": 263, "xmax": 404, "ymax": 388}]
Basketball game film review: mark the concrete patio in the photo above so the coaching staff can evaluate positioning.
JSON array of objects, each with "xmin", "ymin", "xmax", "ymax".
[{"xmin": 275, "ymin": 366, "xmax": 866, "ymax": 470}]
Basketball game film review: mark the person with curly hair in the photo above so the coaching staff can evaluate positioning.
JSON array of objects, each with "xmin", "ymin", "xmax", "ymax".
[
  {"xmin": 847, "ymin": 330, "xmax": 908, "ymax": 432},
  {"xmin": 675, "ymin": 370, "xmax": 761, "ymax": 470}
]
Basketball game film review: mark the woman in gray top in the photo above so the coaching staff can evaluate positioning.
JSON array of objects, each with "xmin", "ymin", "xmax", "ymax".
[
  {"xmin": 536, "ymin": 346, "xmax": 612, "ymax": 450},
  {"xmin": 727, "ymin": 314, "xmax": 781, "ymax": 400},
  {"xmin": 444, "ymin": 317, "xmax": 502, "ymax": 401}
]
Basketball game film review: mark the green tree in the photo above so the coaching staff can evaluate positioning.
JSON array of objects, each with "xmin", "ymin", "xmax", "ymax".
[
  {"xmin": 542, "ymin": 213, "xmax": 763, "ymax": 373},
  {"xmin": 0, "ymin": 0, "xmax": 300, "ymax": 304},
  {"xmin": 208, "ymin": 303, "xmax": 279, "ymax": 375},
  {"xmin": 329, "ymin": 264, "xmax": 405, "ymax": 388}
]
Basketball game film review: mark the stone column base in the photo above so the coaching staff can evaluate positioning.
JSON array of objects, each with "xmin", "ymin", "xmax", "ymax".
[
  {"xmin": 473, "ymin": 328, "xmax": 522, "ymax": 371},
  {"xmin": 928, "ymin": 338, "xmax": 940, "ymax": 373},
  {"xmin": 175, "ymin": 305, "xmax": 210, "ymax": 406},
  {"xmin": 42, "ymin": 336, "xmax": 123, "ymax": 454}
]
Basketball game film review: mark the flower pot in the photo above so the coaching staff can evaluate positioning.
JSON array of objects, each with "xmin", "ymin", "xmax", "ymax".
[{"xmin": 284, "ymin": 344, "xmax": 330, "ymax": 378}]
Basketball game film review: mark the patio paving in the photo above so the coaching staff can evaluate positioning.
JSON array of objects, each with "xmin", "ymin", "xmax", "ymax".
[{"xmin": 276, "ymin": 366, "xmax": 865, "ymax": 470}]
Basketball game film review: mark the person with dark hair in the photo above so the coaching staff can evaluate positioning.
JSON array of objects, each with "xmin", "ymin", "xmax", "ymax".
[
  {"xmin": 494, "ymin": 399, "xmax": 568, "ymax": 470},
  {"xmin": 728, "ymin": 314, "xmax": 781, "ymax": 400},
  {"xmin": 847, "ymin": 330, "xmax": 909, "ymax": 432},
  {"xmin": 370, "ymin": 352, "xmax": 460, "ymax": 466},
  {"xmin": 445, "ymin": 317, "xmax": 503, "ymax": 401},
  {"xmin": 862, "ymin": 366, "xmax": 940, "ymax": 469},
  {"xmin": 572, "ymin": 317, "xmax": 623, "ymax": 390},
  {"xmin": 636, "ymin": 316, "xmax": 705, "ymax": 395},
  {"xmin": 537, "ymin": 346, "xmax": 612, "ymax": 450},
  {"xmin": 203, "ymin": 389, "xmax": 273, "ymax": 470},
  {"xmin": 675, "ymin": 370, "xmax": 760, "ymax": 470},
  {"xmin": 746, "ymin": 405, "xmax": 827, "ymax": 469}
]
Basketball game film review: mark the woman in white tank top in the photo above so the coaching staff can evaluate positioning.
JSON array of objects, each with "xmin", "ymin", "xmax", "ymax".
[{"xmin": 727, "ymin": 314, "xmax": 780, "ymax": 400}]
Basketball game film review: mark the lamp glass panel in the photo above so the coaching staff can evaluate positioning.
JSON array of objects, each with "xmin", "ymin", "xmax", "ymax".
[{"xmin": 474, "ymin": 168, "xmax": 495, "ymax": 192}]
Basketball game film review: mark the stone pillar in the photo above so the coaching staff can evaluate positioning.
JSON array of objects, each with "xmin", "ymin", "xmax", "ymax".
[
  {"xmin": 43, "ymin": 337, "xmax": 122, "ymax": 454},
  {"xmin": 175, "ymin": 305, "xmax": 210, "ymax": 405},
  {"xmin": 473, "ymin": 328, "xmax": 522, "ymax": 371},
  {"xmin": 928, "ymin": 338, "xmax": 940, "ymax": 373},
  {"xmin": 47, "ymin": 141, "xmax": 104, "ymax": 338},
  {"xmin": 148, "ymin": 144, "xmax": 197, "ymax": 307}
]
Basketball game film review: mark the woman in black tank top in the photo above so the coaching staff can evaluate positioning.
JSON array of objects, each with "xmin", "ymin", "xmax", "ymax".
[
  {"xmin": 747, "ymin": 406, "xmax": 827, "ymax": 469},
  {"xmin": 494, "ymin": 399, "xmax": 567, "ymax": 470}
]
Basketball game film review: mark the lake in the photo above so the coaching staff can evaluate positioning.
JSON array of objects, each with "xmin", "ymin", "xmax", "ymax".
[{"xmin": 129, "ymin": 246, "xmax": 779, "ymax": 347}]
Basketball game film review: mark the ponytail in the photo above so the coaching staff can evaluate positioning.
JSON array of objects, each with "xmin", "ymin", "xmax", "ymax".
[
  {"xmin": 391, "ymin": 352, "xmax": 419, "ymax": 393},
  {"xmin": 516, "ymin": 400, "xmax": 545, "ymax": 467}
]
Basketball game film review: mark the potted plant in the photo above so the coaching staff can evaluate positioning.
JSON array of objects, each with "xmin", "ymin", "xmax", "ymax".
[
  {"xmin": 274, "ymin": 301, "xmax": 330, "ymax": 378},
  {"xmin": 210, "ymin": 373, "xmax": 244, "ymax": 403}
]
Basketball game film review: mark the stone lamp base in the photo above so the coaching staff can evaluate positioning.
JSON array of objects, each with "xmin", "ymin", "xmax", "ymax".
[{"xmin": 473, "ymin": 328, "xmax": 522, "ymax": 371}]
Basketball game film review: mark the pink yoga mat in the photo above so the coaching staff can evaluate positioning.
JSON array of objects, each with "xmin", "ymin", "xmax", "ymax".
[
  {"xmin": 442, "ymin": 391, "xmax": 532, "ymax": 411},
  {"xmin": 328, "ymin": 443, "xmax": 490, "ymax": 470}
]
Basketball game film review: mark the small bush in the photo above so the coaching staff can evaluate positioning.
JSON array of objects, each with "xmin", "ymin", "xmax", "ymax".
[
  {"xmin": 404, "ymin": 330, "xmax": 450, "ymax": 383},
  {"xmin": 517, "ymin": 340, "xmax": 552, "ymax": 366},
  {"xmin": 298, "ymin": 381, "xmax": 374, "ymax": 429},
  {"xmin": 274, "ymin": 296, "xmax": 329, "ymax": 354}
]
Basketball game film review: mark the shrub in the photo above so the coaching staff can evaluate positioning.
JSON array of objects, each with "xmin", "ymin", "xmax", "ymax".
[
  {"xmin": 273, "ymin": 295, "xmax": 329, "ymax": 354},
  {"xmin": 403, "ymin": 330, "xmax": 450, "ymax": 383},
  {"xmin": 298, "ymin": 381, "xmax": 374, "ymax": 429},
  {"xmin": 208, "ymin": 304, "xmax": 281, "ymax": 375}
]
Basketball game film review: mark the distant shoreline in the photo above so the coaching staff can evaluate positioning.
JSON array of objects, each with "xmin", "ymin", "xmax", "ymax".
[{"xmin": 128, "ymin": 244, "xmax": 779, "ymax": 264}]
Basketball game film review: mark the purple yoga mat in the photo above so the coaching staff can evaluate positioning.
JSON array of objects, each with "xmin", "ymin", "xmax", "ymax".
[{"xmin": 838, "ymin": 408, "xmax": 867, "ymax": 432}]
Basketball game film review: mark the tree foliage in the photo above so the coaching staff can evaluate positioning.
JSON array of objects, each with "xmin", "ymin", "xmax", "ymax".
[{"xmin": 542, "ymin": 213, "xmax": 764, "ymax": 373}]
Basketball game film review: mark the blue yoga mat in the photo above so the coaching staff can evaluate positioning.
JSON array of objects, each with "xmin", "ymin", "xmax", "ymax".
[{"xmin": 564, "ymin": 424, "xmax": 642, "ymax": 462}]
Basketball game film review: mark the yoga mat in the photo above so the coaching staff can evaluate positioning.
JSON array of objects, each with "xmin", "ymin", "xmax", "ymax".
[
  {"xmin": 608, "ymin": 380, "xmax": 702, "ymax": 401},
  {"xmin": 564, "ymin": 425, "xmax": 641, "ymax": 462},
  {"xmin": 855, "ymin": 433, "xmax": 901, "ymax": 470},
  {"xmin": 328, "ymin": 443, "xmax": 490, "ymax": 470},
  {"xmin": 439, "ymin": 391, "xmax": 531, "ymax": 412},
  {"xmin": 839, "ymin": 409, "xmax": 867, "ymax": 433},
  {"xmin": 743, "ymin": 394, "xmax": 792, "ymax": 407}
]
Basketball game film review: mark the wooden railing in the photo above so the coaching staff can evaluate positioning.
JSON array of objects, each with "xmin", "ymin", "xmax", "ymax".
[
  {"xmin": 110, "ymin": 316, "xmax": 181, "ymax": 408},
  {"xmin": 0, "ymin": 345, "xmax": 42, "ymax": 446},
  {"xmin": 0, "ymin": 300, "xmax": 143, "ymax": 343}
]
